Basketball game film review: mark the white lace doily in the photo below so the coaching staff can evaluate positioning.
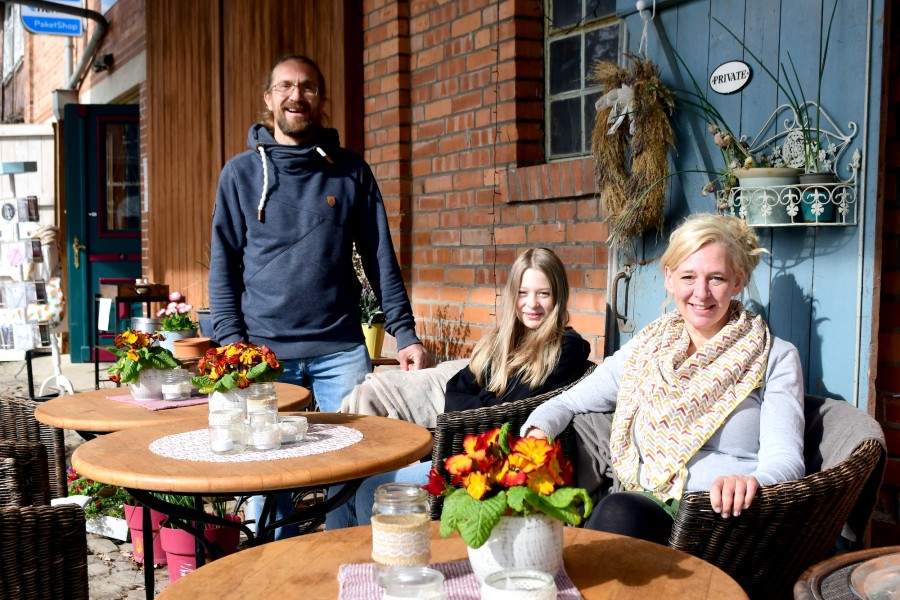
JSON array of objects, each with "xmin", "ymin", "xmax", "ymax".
[{"xmin": 149, "ymin": 424, "xmax": 363, "ymax": 463}]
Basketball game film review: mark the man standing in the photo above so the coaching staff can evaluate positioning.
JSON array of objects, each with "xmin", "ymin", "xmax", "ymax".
[{"xmin": 210, "ymin": 54, "xmax": 428, "ymax": 413}]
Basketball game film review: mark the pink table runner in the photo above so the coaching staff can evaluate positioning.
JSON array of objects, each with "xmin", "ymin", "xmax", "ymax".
[
  {"xmin": 338, "ymin": 560, "xmax": 583, "ymax": 599},
  {"xmin": 107, "ymin": 393, "xmax": 209, "ymax": 411}
]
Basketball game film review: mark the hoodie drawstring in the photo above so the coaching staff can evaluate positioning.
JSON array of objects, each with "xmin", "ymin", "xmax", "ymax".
[{"xmin": 256, "ymin": 144, "xmax": 269, "ymax": 221}]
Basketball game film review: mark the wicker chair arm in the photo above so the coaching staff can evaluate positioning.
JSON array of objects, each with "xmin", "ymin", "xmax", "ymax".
[{"xmin": 669, "ymin": 439, "xmax": 885, "ymax": 599}]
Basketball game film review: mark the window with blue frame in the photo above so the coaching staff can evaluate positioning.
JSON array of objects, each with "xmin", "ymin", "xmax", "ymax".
[{"xmin": 545, "ymin": 0, "xmax": 621, "ymax": 160}]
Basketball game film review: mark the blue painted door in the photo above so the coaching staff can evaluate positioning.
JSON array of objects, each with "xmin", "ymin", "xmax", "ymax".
[
  {"xmin": 607, "ymin": 0, "xmax": 883, "ymax": 408},
  {"xmin": 65, "ymin": 104, "xmax": 141, "ymax": 363}
]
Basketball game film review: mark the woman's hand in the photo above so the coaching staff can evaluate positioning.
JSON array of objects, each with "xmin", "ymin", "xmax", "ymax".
[
  {"xmin": 709, "ymin": 475, "xmax": 759, "ymax": 518},
  {"xmin": 524, "ymin": 427, "xmax": 548, "ymax": 439}
]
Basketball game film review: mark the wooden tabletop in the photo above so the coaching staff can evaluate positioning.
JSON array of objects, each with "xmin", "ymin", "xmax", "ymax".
[
  {"xmin": 71, "ymin": 413, "xmax": 433, "ymax": 494},
  {"xmin": 34, "ymin": 382, "xmax": 310, "ymax": 433},
  {"xmin": 157, "ymin": 521, "xmax": 747, "ymax": 599}
]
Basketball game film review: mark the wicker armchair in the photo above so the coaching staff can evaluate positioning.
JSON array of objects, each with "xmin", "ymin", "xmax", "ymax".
[
  {"xmin": 668, "ymin": 396, "xmax": 886, "ymax": 600},
  {"xmin": 428, "ymin": 364, "xmax": 596, "ymax": 519},
  {"xmin": 0, "ymin": 398, "xmax": 67, "ymax": 499},
  {"xmin": 0, "ymin": 438, "xmax": 89, "ymax": 599},
  {"xmin": 0, "ymin": 441, "xmax": 51, "ymax": 507},
  {"xmin": 0, "ymin": 504, "xmax": 89, "ymax": 600}
]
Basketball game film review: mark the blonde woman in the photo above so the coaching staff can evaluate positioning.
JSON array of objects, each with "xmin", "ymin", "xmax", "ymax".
[
  {"xmin": 523, "ymin": 214, "xmax": 805, "ymax": 544},
  {"xmin": 327, "ymin": 247, "xmax": 592, "ymax": 528}
]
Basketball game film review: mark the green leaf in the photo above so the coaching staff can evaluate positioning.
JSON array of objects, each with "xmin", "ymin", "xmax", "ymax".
[{"xmin": 440, "ymin": 488, "xmax": 507, "ymax": 548}]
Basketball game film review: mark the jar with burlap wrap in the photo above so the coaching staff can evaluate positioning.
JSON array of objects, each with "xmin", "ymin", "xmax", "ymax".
[{"xmin": 371, "ymin": 482, "xmax": 431, "ymax": 586}]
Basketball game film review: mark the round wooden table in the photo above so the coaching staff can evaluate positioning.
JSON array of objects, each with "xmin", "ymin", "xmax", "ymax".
[
  {"xmin": 34, "ymin": 382, "xmax": 310, "ymax": 433},
  {"xmin": 73, "ymin": 413, "xmax": 434, "ymax": 599},
  {"xmin": 70, "ymin": 412, "xmax": 432, "ymax": 493},
  {"xmin": 157, "ymin": 521, "xmax": 748, "ymax": 599}
]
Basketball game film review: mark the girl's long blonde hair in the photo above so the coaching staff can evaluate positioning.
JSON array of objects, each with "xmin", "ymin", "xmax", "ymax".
[{"xmin": 468, "ymin": 248, "xmax": 571, "ymax": 396}]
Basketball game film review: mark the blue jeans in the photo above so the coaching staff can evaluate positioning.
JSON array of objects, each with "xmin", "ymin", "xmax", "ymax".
[
  {"xmin": 325, "ymin": 461, "xmax": 431, "ymax": 529},
  {"xmin": 251, "ymin": 344, "xmax": 371, "ymax": 539}
]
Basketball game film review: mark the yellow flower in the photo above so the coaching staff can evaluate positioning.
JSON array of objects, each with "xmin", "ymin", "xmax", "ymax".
[{"xmin": 464, "ymin": 471, "xmax": 490, "ymax": 500}]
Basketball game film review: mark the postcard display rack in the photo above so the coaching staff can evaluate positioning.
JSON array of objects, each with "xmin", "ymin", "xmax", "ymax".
[{"xmin": 0, "ymin": 161, "xmax": 72, "ymax": 398}]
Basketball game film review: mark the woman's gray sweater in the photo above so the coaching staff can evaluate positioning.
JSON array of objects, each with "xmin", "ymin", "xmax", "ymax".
[{"xmin": 521, "ymin": 335, "xmax": 806, "ymax": 493}]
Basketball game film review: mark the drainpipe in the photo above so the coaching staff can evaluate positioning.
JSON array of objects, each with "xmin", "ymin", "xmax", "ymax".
[{"xmin": 8, "ymin": 0, "xmax": 108, "ymax": 91}]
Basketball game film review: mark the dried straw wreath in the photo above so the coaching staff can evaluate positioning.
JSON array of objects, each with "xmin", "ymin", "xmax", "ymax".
[{"xmin": 591, "ymin": 58, "xmax": 675, "ymax": 247}]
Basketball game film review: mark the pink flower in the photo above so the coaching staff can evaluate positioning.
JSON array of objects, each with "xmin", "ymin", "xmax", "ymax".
[{"xmin": 169, "ymin": 291, "xmax": 183, "ymax": 302}]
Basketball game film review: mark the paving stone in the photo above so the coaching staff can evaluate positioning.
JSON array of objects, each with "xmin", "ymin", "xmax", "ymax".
[{"xmin": 88, "ymin": 535, "xmax": 121, "ymax": 555}]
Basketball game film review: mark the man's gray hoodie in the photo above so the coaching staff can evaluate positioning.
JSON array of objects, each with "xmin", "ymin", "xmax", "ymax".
[{"xmin": 209, "ymin": 124, "xmax": 420, "ymax": 359}]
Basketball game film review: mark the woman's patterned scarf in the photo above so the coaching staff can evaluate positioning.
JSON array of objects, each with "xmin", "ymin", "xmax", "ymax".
[{"xmin": 609, "ymin": 301, "xmax": 770, "ymax": 501}]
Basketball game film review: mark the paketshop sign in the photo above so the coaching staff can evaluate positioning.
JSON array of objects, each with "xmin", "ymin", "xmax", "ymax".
[{"xmin": 21, "ymin": 1, "xmax": 83, "ymax": 36}]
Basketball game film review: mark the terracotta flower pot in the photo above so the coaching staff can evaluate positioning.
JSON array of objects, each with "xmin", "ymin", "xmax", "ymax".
[
  {"xmin": 157, "ymin": 329, "xmax": 198, "ymax": 354},
  {"xmin": 172, "ymin": 336, "xmax": 212, "ymax": 360}
]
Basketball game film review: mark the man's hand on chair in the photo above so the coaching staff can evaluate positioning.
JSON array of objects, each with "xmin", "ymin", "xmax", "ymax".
[{"xmin": 398, "ymin": 344, "xmax": 429, "ymax": 371}]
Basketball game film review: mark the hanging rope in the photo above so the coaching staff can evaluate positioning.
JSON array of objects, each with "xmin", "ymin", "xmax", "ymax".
[{"xmin": 636, "ymin": 0, "xmax": 657, "ymax": 58}]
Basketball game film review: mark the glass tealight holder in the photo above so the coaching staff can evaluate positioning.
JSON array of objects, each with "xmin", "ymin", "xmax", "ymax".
[
  {"xmin": 208, "ymin": 409, "xmax": 247, "ymax": 455},
  {"xmin": 279, "ymin": 415, "xmax": 308, "ymax": 444},
  {"xmin": 246, "ymin": 382, "xmax": 278, "ymax": 419},
  {"xmin": 381, "ymin": 566, "xmax": 447, "ymax": 599},
  {"xmin": 480, "ymin": 569, "xmax": 558, "ymax": 600},
  {"xmin": 371, "ymin": 483, "xmax": 430, "ymax": 586},
  {"xmin": 161, "ymin": 368, "xmax": 192, "ymax": 400},
  {"xmin": 248, "ymin": 410, "xmax": 281, "ymax": 451}
]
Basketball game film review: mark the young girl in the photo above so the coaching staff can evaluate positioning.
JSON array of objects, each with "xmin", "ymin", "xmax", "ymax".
[{"xmin": 327, "ymin": 247, "xmax": 592, "ymax": 528}]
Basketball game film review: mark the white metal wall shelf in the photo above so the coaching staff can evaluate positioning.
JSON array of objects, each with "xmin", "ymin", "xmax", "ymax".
[{"xmin": 720, "ymin": 103, "xmax": 861, "ymax": 227}]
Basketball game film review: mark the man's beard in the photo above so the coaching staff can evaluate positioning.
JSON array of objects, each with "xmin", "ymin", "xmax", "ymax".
[{"xmin": 275, "ymin": 105, "xmax": 316, "ymax": 141}]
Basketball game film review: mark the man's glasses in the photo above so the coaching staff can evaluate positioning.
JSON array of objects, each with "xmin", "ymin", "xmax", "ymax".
[{"xmin": 269, "ymin": 81, "xmax": 319, "ymax": 98}]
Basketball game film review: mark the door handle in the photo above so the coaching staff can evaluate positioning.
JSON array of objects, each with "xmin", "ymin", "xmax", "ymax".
[
  {"xmin": 72, "ymin": 236, "xmax": 86, "ymax": 269},
  {"xmin": 610, "ymin": 264, "xmax": 635, "ymax": 333}
]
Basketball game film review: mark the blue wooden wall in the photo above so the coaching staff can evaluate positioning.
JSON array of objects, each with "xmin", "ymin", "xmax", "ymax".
[{"xmin": 607, "ymin": 0, "xmax": 885, "ymax": 409}]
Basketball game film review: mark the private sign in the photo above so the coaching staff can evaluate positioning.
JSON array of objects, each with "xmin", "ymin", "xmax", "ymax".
[
  {"xmin": 709, "ymin": 60, "xmax": 752, "ymax": 95},
  {"xmin": 21, "ymin": 1, "xmax": 83, "ymax": 37}
]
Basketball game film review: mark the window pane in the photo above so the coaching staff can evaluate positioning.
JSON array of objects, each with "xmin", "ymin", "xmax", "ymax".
[
  {"xmin": 584, "ymin": 91, "xmax": 600, "ymax": 154},
  {"xmin": 549, "ymin": 36, "xmax": 581, "ymax": 95},
  {"xmin": 584, "ymin": 24, "xmax": 619, "ymax": 81},
  {"xmin": 551, "ymin": 0, "xmax": 582, "ymax": 28},
  {"xmin": 586, "ymin": 0, "xmax": 616, "ymax": 21},
  {"xmin": 104, "ymin": 123, "xmax": 141, "ymax": 233},
  {"xmin": 550, "ymin": 98, "xmax": 582, "ymax": 156}
]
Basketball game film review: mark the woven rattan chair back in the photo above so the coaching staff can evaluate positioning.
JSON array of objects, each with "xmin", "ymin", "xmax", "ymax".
[
  {"xmin": 428, "ymin": 364, "xmax": 596, "ymax": 520},
  {"xmin": 0, "ymin": 504, "xmax": 89, "ymax": 600},
  {"xmin": 0, "ymin": 458, "xmax": 25, "ymax": 508},
  {"xmin": 0, "ymin": 441, "xmax": 51, "ymax": 507},
  {"xmin": 0, "ymin": 398, "xmax": 67, "ymax": 499},
  {"xmin": 668, "ymin": 396, "xmax": 885, "ymax": 600}
]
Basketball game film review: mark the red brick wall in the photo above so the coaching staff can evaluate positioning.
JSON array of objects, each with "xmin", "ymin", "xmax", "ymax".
[
  {"xmin": 363, "ymin": 0, "xmax": 608, "ymax": 362},
  {"xmin": 874, "ymin": 0, "xmax": 899, "ymax": 547}
]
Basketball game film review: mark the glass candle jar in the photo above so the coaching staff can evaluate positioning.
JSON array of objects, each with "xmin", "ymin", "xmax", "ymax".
[
  {"xmin": 246, "ymin": 382, "xmax": 278, "ymax": 420},
  {"xmin": 161, "ymin": 368, "xmax": 192, "ymax": 400},
  {"xmin": 480, "ymin": 569, "xmax": 557, "ymax": 600},
  {"xmin": 279, "ymin": 415, "xmax": 308, "ymax": 444},
  {"xmin": 208, "ymin": 409, "xmax": 247, "ymax": 455},
  {"xmin": 381, "ymin": 567, "xmax": 447, "ymax": 599},
  {"xmin": 248, "ymin": 410, "xmax": 281, "ymax": 451},
  {"xmin": 371, "ymin": 482, "xmax": 431, "ymax": 586}
]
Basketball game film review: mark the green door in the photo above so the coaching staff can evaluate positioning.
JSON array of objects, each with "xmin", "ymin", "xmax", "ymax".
[{"xmin": 64, "ymin": 104, "xmax": 141, "ymax": 363}]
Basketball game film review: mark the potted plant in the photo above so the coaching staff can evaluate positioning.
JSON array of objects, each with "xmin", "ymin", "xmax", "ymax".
[
  {"xmin": 353, "ymin": 247, "xmax": 387, "ymax": 358},
  {"xmin": 360, "ymin": 281, "xmax": 387, "ymax": 358},
  {"xmin": 191, "ymin": 342, "xmax": 284, "ymax": 414},
  {"xmin": 124, "ymin": 498, "xmax": 168, "ymax": 566},
  {"xmin": 65, "ymin": 468, "xmax": 130, "ymax": 541},
  {"xmin": 155, "ymin": 291, "xmax": 199, "ymax": 354},
  {"xmin": 424, "ymin": 423, "xmax": 593, "ymax": 582},
  {"xmin": 157, "ymin": 494, "xmax": 241, "ymax": 583},
  {"xmin": 107, "ymin": 329, "xmax": 181, "ymax": 399}
]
